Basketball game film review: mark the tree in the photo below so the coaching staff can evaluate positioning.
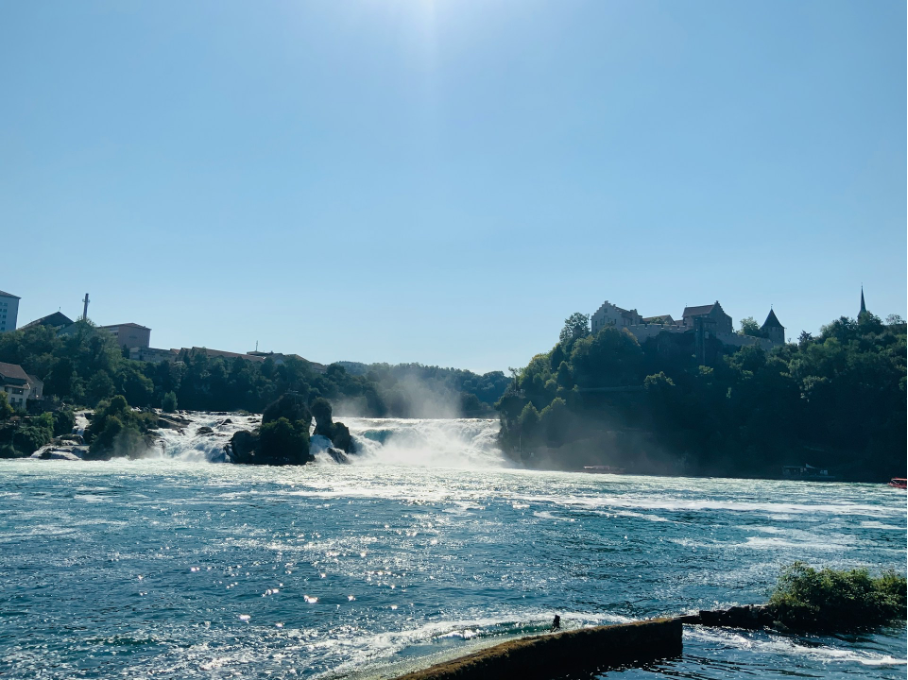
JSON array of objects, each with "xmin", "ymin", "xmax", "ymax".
[
  {"xmin": 885, "ymin": 314, "xmax": 905, "ymax": 326},
  {"xmin": 559, "ymin": 313, "xmax": 590, "ymax": 345},
  {"xmin": 258, "ymin": 417, "xmax": 311, "ymax": 465},
  {"xmin": 87, "ymin": 370, "xmax": 116, "ymax": 406},
  {"xmin": 0, "ymin": 393, "xmax": 13, "ymax": 421},
  {"xmin": 162, "ymin": 391, "xmax": 178, "ymax": 413},
  {"xmin": 739, "ymin": 317, "xmax": 764, "ymax": 337}
]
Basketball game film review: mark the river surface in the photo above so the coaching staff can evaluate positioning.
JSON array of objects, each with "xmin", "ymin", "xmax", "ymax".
[{"xmin": 0, "ymin": 414, "xmax": 905, "ymax": 679}]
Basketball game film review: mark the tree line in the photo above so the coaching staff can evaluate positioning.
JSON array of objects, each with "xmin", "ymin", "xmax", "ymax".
[
  {"xmin": 0, "ymin": 321, "xmax": 508, "ymax": 417},
  {"xmin": 496, "ymin": 311, "xmax": 906, "ymax": 481}
]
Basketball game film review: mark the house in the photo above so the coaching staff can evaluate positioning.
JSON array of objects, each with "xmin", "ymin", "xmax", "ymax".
[
  {"xmin": 591, "ymin": 301, "xmax": 644, "ymax": 332},
  {"xmin": 100, "ymin": 323, "xmax": 151, "ymax": 350},
  {"xmin": 21, "ymin": 311, "xmax": 74, "ymax": 330},
  {"xmin": 0, "ymin": 290, "xmax": 19, "ymax": 333},
  {"xmin": 0, "ymin": 362, "xmax": 43, "ymax": 407},
  {"xmin": 682, "ymin": 302, "xmax": 734, "ymax": 335}
]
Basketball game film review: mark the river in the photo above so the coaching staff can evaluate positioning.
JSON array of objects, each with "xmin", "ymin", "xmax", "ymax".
[{"xmin": 0, "ymin": 413, "xmax": 904, "ymax": 678}]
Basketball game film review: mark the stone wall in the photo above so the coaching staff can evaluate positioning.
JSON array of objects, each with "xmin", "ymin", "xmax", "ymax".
[{"xmin": 391, "ymin": 618, "xmax": 682, "ymax": 680}]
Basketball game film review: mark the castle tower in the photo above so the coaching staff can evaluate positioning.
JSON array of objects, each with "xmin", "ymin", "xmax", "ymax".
[{"xmin": 761, "ymin": 308, "xmax": 785, "ymax": 345}]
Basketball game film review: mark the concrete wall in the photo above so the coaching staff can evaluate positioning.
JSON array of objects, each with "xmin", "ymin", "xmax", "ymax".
[
  {"xmin": 103, "ymin": 325, "xmax": 151, "ymax": 350},
  {"xmin": 391, "ymin": 618, "xmax": 682, "ymax": 680},
  {"xmin": 0, "ymin": 294, "xmax": 19, "ymax": 333}
]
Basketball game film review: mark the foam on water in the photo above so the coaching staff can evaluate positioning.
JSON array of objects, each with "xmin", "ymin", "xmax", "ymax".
[{"xmin": 1, "ymin": 415, "xmax": 905, "ymax": 680}]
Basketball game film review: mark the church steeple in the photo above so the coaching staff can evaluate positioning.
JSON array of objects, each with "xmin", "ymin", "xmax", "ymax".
[{"xmin": 860, "ymin": 286, "xmax": 867, "ymax": 315}]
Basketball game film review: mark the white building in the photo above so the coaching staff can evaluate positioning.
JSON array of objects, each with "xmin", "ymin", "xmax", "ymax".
[
  {"xmin": 0, "ymin": 362, "xmax": 42, "ymax": 408},
  {"xmin": 0, "ymin": 290, "xmax": 20, "ymax": 333}
]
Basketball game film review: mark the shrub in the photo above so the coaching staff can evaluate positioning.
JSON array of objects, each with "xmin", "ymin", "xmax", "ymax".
[
  {"xmin": 86, "ymin": 395, "xmax": 156, "ymax": 459},
  {"xmin": 768, "ymin": 562, "xmax": 907, "ymax": 632},
  {"xmin": 162, "ymin": 391, "xmax": 178, "ymax": 413},
  {"xmin": 258, "ymin": 417, "xmax": 311, "ymax": 465},
  {"xmin": 52, "ymin": 408, "xmax": 75, "ymax": 437}
]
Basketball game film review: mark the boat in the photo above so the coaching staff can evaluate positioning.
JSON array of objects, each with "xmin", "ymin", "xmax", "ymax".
[
  {"xmin": 583, "ymin": 465, "xmax": 626, "ymax": 474},
  {"xmin": 888, "ymin": 478, "xmax": 907, "ymax": 489}
]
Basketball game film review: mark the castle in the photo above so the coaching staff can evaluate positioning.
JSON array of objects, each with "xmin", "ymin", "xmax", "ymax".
[{"xmin": 591, "ymin": 299, "xmax": 784, "ymax": 352}]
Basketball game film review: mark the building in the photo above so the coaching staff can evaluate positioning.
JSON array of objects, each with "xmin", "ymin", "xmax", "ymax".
[
  {"xmin": 100, "ymin": 323, "xmax": 151, "ymax": 350},
  {"xmin": 0, "ymin": 362, "xmax": 43, "ymax": 407},
  {"xmin": 590, "ymin": 298, "xmax": 784, "ymax": 355},
  {"xmin": 591, "ymin": 301, "xmax": 644, "ymax": 332},
  {"xmin": 761, "ymin": 309, "xmax": 785, "ymax": 345},
  {"xmin": 681, "ymin": 302, "xmax": 734, "ymax": 335},
  {"xmin": 129, "ymin": 347, "xmax": 178, "ymax": 364},
  {"xmin": 21, "ymin": 311, "xmax": 74, "ymax": 330},
  {"xmin": 0, "ymin": 290, "xmax": 20, "ymax": 333},
  {"xmin": 247, "ymin": 350, "xmax": 327, "ymax": 373}
]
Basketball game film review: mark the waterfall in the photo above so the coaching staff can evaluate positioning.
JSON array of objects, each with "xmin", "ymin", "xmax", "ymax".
[
  {"xmin": 154, "ymin": 413, "xmax": 261, "ymax": 463},
  {"xmin": 151, "ymin": 412, "xmax": 505, "ymax": 468},
  {"xmin": 342, "ymin": 417, "xmax": 506, "ymax": 469}
]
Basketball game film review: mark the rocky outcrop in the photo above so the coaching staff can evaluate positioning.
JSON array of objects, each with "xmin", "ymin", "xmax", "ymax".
[
  {"xmin": 226, "ymin": 394, "xmax": 313, "ymax": 466},
  {"xmin": 311, "ymin": 397, "xmax": 356, "ymax": 454},
  {"xmin": 225, "ymin": 429, "xmax": 260, "ymax": 465},
  {"xmin": 678, "ymin": 604, "xmax": 774, "ymax": 630}
]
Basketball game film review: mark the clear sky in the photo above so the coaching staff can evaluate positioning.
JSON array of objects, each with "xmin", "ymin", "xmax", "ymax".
[{"xmin": 1, "ymin": 1, "xmax": 905, "ymax": 373}]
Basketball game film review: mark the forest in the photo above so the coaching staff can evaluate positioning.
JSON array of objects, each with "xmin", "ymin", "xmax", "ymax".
[
  {"xmin": 0, "ymin": 321, "xmax": 508, "ymax": 418},
  {"xmin": 495, "ymin": 311, "xmax": 906, "ymax": 481}
]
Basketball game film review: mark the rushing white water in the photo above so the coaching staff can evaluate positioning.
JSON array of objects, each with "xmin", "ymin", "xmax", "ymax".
[
  {"xmin": 151, "ymin": 412, "xmax": 505, "ymax": 469},
  {"xmin": 342, "ymin": 417, "xmax": 505, "ymax": 468},
  {"xmin": 154, "ymin": 412, "xmax": 261, "ymax": 463}
]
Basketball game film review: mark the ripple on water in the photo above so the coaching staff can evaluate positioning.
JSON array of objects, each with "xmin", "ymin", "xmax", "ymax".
[{"xmin": 0, "ymin": 430, "xmax": 904, "ymax": 680}]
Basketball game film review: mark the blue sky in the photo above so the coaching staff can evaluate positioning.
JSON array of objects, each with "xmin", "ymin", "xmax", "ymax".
[{"xmin": 1, "ymin": 1, "xmax": 904, "ymax": 373}]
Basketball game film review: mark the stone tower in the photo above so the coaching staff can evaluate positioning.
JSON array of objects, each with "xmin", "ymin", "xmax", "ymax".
[{"xmin": 761, "ymin": 308, "xmax": 785, "ymax": 345}]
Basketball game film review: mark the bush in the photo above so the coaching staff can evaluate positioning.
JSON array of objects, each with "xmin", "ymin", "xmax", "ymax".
[
  {"xmin": 258, "ymin": 417, "xmax": 311, "ymax": 465},
  {"xmin": 162, "ymin": 391, "xmax": 178, "ymax": 413},
  {"xmin": 52, "ymin": 408, "xmax": 75, "ymax": 437},
  {"xmin": 768, "ymin": 562, "xmax": 907, "ymax": 632},
  {"xmin": 86, "ymin": 395, "xmax": 156, "ymax": 459}
]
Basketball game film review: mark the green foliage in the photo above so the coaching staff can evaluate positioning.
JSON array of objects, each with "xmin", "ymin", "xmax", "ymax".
[
  {"xmin": 87, "ymin": 370, "xmax": 115, "ymax": 405},
  {"xmin": 258, "ymin": 417, "xmax": 311, "ymax": 465},
  {"xmin": 0, "ymin": 324, "xmax": 508, "ymax": 419},
  {"xmin": 497, "ymin": 313, "xmax": 907, "ymax": 480},
  {"xmin": 739, "ymin": 317, "xmax": 765, "ymax": 337},
  {"xmin": 0, "ymin": 393, "xmax": 12, "ymax": 421},
  {"xmin": 87, "ymin": 395, "xmax": 157, "ymax": 459},
  {"xmin": 768, "ymin": 562, "xmax": 907, "ymax": 632},
  {"xmin": 161, "ymin": 391, "xmax": 178, "ymax": 413},
  {"xmin": 51, "ymin": 408, "xmax": 75, "ymax": 437},
  {"xmin": 559, "ymin": 312, "xmax": 591, "ymax": 346}
]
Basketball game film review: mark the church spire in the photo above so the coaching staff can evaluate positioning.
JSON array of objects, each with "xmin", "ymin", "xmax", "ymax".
[{"xmin": 860, "ymin": 286, "xmax": 866, "ymax": 315}]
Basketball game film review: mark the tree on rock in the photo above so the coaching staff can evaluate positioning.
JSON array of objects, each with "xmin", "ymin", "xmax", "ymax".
[{"xmin": 258, "ymin": 417, "xmax": 312, "ymax": 465}]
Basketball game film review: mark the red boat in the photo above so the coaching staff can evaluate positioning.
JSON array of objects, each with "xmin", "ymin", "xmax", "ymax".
[{"xmin": 888, "ymin": 478, "xmax": 907, "ymax": 489}]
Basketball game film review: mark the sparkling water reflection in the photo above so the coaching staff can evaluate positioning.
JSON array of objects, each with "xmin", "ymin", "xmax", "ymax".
[{"xmin": 0, "ymin": 434, "xmax": 904, "ymax": 679}]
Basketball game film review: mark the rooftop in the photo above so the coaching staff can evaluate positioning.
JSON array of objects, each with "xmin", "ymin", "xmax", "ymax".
[
  {"xmin": 0, "ymin": 290, "xmax": 20, "ymax": 299},
  {"xmin": 100, "ymin": 323, "xmax": 151, "ymax": 330},
  {"xmin": 21, "ymin": 312, "xmax": 74, "ymax": 329},
  {"xmin": 762, "ymin": 309, "xmax": 784, "ymax": 329},
  {"xmin": 0, "ymin": 362, "xmax": 30, "ymax": 383}
]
